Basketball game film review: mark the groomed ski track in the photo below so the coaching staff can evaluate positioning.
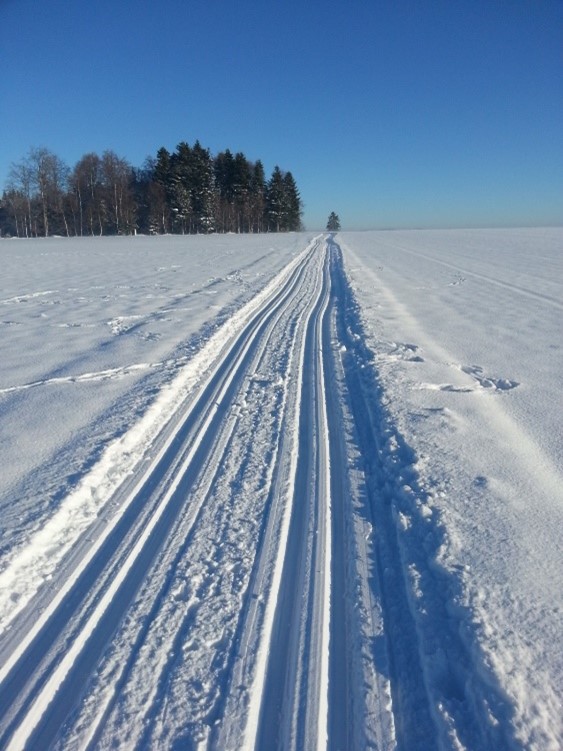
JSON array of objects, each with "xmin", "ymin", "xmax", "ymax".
[{"xmin": 0, "ymin": 236, "xmax": 516, "ymax": 750}]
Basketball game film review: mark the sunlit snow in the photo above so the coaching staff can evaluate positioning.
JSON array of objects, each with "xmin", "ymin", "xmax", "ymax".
[{"xmin": 0, "ymin": 229, "xmax": 561, "ymax": 750}]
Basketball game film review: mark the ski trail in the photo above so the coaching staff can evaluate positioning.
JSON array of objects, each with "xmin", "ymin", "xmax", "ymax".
[
  {"xmin": 239, "ymin": 281, "xmax": 310, "ymax": 749},
  {"xmin": 315, "ymin": 260, "xmax": 332, "ymax": 751},
  {"xmin": 0, "ymin": 231, "xmax": 531, "ymax": 749},
  {"xmin": 241, "ymin": 244, "xmax": 331, "ymax": 750},
  {"xmin": 220, "ymin": 239, "xmax": 397, "ymax": 751},
  {"xmin": 0, "ymin": 236, "xmax": 321, "ymax": 638},
  {"xmin": 0, "ymin": 238, "xmax": 323, "ymax": 750},
  {"xmin": 78, "ymin": 248, "xmax": 316, "ymax": 751}
]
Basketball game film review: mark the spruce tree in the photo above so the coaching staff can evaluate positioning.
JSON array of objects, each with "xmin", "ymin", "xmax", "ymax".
[
  {"xmin": 265, "ymin": 166, "xmax": 286, "ymax": 232},
  {"xmin": 170, "ymin": 142, "xmax": 193, "ymax": 233},
  {"xmin": 283, "ymin": 171, "xmax": 302, "ymax": 231},
  {"xmin": 233, "ymin": 152, "xmax": 251, "ymax": 233},
  {"xmin": 250, "ymin": 160, "xmax": 266, "ymax": 232},
  {"xmin": 326, "ymin": 211, "xmax": 341, "ymax": 231},
  {"xmin": 190, "ymin": 141, "xmax": 215, "ymax": 233}
]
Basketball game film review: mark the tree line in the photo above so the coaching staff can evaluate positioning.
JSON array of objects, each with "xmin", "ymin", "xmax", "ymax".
[{"xmin": 0, "ymin": 142, "xmax": 303, "ymax": 238}]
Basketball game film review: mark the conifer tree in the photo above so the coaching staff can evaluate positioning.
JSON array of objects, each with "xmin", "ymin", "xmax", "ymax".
[
  {"xmin": 283, "ymin": 171, "xmax": 302, "ymax": 231},
  {"xmin": 214, "ymin": 149, "xmax": 236, "ymax": 232},
  {"xmin": 326, "ymin": 211, "xmax": 341, "ymax": 231},
  {"xmin": 265, "ymin": 166, "xmax": 286, "ymax": 232},
  {"xmin": 265, "ymin": 166, "xmax": 303, "ymax": 232},
  {"xmin": 233, "ymin": 152, "xmax": 251, "ymax": 233},
  {"xmin": 249, "ymin": 160, "xmax": 266, "ymax": 233},
  {"xmin": 170, "ymin": 142, "xmax": 194, "ymax": 233},
  {"xmin": 190, "ymin": 141, "xmax": 215, "ymax": 233}
]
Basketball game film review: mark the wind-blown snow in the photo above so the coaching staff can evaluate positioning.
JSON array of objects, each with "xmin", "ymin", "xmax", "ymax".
[
  {"xmin": 0, "ymin": 228, "xmax": 561, "ymax": 750},
  {"xmin": 339, "ymin": 227, "xmax": 563, "ymax": 749}
]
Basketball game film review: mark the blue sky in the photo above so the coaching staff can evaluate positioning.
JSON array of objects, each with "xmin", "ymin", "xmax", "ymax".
[{"xmin": 1, "ymin": 0, "xmax": 562, "ymax": 230}]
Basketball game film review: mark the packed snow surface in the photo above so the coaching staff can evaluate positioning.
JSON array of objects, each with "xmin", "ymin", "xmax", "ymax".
[{"xmin": 0, "ymin": 229, "xmax": 561, "ymax": 750}]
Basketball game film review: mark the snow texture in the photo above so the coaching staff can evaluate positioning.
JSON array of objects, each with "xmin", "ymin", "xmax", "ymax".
[{"xmin": 0, "ymin": 229, "xmax": 561, "ymax": 750}]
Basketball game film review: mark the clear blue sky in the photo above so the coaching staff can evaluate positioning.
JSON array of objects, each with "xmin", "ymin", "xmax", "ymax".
[{"xmin": 1, "ymin": 0, "xmax": 562, "ymax": 230}]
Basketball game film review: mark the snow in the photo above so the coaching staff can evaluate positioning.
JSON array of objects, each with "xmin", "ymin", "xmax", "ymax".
[
  {"xmin": 0, "ymin": 228, "xmax": 561, "ymax": 750},
  {"xmin": 0, "ymin": 234, "xmax": 306, "ymax": 558},
  {"xmin": 0, "ymin": 235, "xmax": 314, "ymax": 639},
  {"xmin": 338, "ymin": 228, "xmax": 563, "ymax": 749}
]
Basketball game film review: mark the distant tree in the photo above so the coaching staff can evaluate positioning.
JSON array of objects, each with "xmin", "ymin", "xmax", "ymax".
[
  {"xmin": 2, "ymin": 187, "xmax": 29, "ymax": 237},
  {"xmin": 232, "ymin": 152, "xmax": 252, "ymax": 233},
  {"xmin": 150, "ymin": 148, "xmax": 174, "ymax": 233},
  {"xmin": 170, "ymin": 142, "xmax": 193, "ymax": 234},
  {"xmin": 133, "ymin": 157, "xmax": 167, "ymax": 235},
  {"xmin": 0, "ymin": 195, "xmax": 10, "ymax": 237},
  {"xmin": 214, "ymin": 149, "xmax": 236, "ymax": 232},
  {"xmin": 30, "ymin": 147, "xmax": 71, "ymax": 236},
  {"xmin": 326, "ymin": 211, "xmax": 341, "ymax": 231},
  {"xmin": 153, "ymin": 147, "xmax": 173, "ymax": 190},
  {"xmin": 6, "ymin": 158, "xmax": 35, "ymax": 236},
  {"xmin": 8, "ymin": 148, "xmax": 71, "ymax": 236}
]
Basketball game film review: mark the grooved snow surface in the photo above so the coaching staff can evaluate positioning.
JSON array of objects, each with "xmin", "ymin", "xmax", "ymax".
[{"xmin": 0, "ymin": 230, "xmax": 561, "ymax": 750}]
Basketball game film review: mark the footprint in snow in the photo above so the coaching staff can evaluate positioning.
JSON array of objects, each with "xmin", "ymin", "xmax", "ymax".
[
  {"xmin": 416, "ymin": 365, "xmax": 519, "ymax": 394},
  {"xmin": 387, "ymin": 341, "xmax": 425, "ymax": 363},
  {"xmin": 448, "ymin": 274, "xmax": 466, "ymax": 286},
  {"xmin": 460, "ymin": 365, "xmax": 519, "ymax": 391}
]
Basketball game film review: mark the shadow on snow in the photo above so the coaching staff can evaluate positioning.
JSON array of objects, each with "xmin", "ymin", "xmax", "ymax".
[{"xmin": 329, "ymin": 237, "xmax": 519, "ymax": 751}]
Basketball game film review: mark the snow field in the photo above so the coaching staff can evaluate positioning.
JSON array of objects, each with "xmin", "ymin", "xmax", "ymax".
[
  {"xmin": 339, "ymin": 228, "xmax": 563, "ymax": 750},
  {"xmin": 0, "ymin": 235, "xmax": 318, "ymax": 640},
  {"xmin": 0, "ymin": 228, "xmax": 561, "ymax": 750}
]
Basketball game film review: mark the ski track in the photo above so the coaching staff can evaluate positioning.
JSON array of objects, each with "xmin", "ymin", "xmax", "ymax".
[{"xmin": 0, "ymin": 235, "xmax": 532, "ymax": 749}]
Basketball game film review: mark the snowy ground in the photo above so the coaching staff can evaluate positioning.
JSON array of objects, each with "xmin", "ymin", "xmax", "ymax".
[{"xmin": 0, "ymin": 229, "xmax": 561, "ymax": 750}]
